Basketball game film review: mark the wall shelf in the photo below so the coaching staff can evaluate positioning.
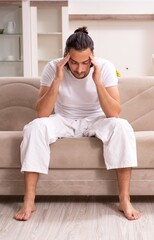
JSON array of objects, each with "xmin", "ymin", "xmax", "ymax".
[
  {"xmin": 0, "ymin": 33, "xmax": 22, "ymax": 36},
  {"xmin": 38, "ymin": 32, "xmax": 62, "ymax": 35},
  {"xmin": 0, "ymin": 60, "xmax": 23, "ymax": 62},
  {"xmin": 38, "ymin": 59, "xmax": 51, "ymax": 62},
  {"xmin": 0, "ymin": 1, "xmax": 22, "ymax": 6},
  {"xmin": 30, "ymin": 0, "xmax": 68, "ymax": 7},
  {"xmin": 69, "ymin": 14, "xmax": 154, "ymax": 21}
]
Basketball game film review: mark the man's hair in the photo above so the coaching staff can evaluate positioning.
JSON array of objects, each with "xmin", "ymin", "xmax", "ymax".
[{"xmin": 65, "ymin": 26, "xmax": 94, "ymax": 53}]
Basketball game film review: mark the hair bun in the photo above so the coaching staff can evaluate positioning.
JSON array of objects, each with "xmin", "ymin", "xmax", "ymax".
[{"xmin": 74, "ymin": 26, "xmax": 88, "ymax": 34}]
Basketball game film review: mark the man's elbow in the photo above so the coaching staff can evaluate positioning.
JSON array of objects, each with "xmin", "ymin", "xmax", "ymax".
[
  {"xmin": 36, "ymin": 106, "xmax": 50, "ymax": 118},
  {"xmin": 107, "ymin": 107, "xmax": 121, "ymax": 118},
  {"xmin": 36, "ymin": 111, "xmax": 51, "ymax": 118}
]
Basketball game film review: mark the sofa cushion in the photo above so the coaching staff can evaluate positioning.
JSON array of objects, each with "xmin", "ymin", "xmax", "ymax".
[
  {"xmin": 135, "ymin": 131, "xmax": 154, "ymax": 168},
  {"xmin": 0, "ymin": 131, "xmax": 153, "ymax": 169},
  {"xmin": 50, "ymin": 132, "xmax": 154, "ymax": 169},
  {"xmin": 50, "ymin": 137, "xmax": 105, "ymax": 169},
  {"xmin": 0, "ymin": 77, "xmax": 153, "ymax": 131},
  {"xmin": 119, "ymin": 77, "xmax": 154, "ymax": 131},
  {"xmin": 0, "ymin": 131, "xmax": 22, "ymax": 168},
  {"xmin": 0, "ymin": 78, "xmax": 39, "ymax": 131}
]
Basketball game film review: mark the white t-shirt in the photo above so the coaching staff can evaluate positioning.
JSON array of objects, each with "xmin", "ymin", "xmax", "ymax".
[{"xmin": 40, "ymin": 57, "xmax": 118, "ymax": 119}]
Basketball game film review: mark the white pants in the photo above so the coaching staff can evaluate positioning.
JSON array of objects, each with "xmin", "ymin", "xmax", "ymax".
[{"xmin": 21, "ymin": 114, "xmax": 137, "ymax": 174}]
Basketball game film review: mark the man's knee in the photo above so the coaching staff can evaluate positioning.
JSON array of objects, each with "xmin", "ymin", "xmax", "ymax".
[
  {"xmin": 23, "ymin": 117, "xmax": 50, "ymax": 136},
  {"xmin": 113, "ymin": 118, "xmax": 133, "ymax": 132}
]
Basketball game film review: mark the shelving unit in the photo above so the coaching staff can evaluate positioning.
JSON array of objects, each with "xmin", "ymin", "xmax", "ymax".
[
  {"xmin": 0, "ymin": 5, "xmax": 23, "ymax": 76},
  {"xmin": 30, "ymin": 1, "xmax": 68, "ymax": 76},
  {"xmin": 37, "ymin": 5, "xmax": 62, "ymax": 75},
  {"xmin": 0, "ymin": 0, "xmax": 68, "ymax": 77},
  {"xmin": 0, "ymin": 33, "xmax": 23, "ymax": 60}
]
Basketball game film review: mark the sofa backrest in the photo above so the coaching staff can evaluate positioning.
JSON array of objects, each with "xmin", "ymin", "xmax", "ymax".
[
  {"xmin": 119, "ymin": 77, "xmax": 154, "ymax": 131},
  {"xmin": 0, "ymin": 77, "xmax": 39, "ymax": 131},
  {"xmin": 0, "ymin": 76, "xmax": 153, "ymax": 131}
]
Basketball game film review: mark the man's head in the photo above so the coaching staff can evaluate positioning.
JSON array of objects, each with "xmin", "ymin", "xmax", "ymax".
[{"xmin": 65, "ymin": 27, "xmax": 94, "ymax": 79}]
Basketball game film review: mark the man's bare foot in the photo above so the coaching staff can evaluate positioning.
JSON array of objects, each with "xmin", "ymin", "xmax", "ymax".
[
  {"xmin": 14, "ymin": 198, "xmax": 36, "ymax": 221},
  {"xmin": 118, "ymin": 198, "xmax": 141, "ymax": 220}
]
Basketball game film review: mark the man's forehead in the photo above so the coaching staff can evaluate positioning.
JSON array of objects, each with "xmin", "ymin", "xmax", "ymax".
[
  {"xmin": 69, "ymin": 57, "xmax": 90, "ymax": 63},
  {"xmin": 68, "ymin": 48, "xmax": 92, "ymax": 63}
]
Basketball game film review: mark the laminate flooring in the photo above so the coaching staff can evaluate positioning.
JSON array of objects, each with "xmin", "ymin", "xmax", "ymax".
[{"xmin": 0, "ymin": 196, "xmax": 154, "ymax": 240}]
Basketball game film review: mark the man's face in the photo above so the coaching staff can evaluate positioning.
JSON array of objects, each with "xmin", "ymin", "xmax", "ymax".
[{"xmin": 67, "ymin": 48, "xmax": 93, "ymax": 79}]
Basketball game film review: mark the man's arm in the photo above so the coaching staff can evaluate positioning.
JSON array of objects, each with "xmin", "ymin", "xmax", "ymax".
[
  {"xmin": 95, "ymin": 85, "xmax": 121, "ymax": 118},
  {"xmin": 91, "ymin": 56, "xmax": 121, "ymax": 118},
  {"xmin": 36, "ymin": 80, "xmax": 61, "ymax": 117},
  {"xmin": 36, "ymin": 54, "xmax": 70, "ymax": 117}
]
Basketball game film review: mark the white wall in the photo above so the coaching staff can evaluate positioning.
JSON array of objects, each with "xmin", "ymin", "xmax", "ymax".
[
  {"xmin": 69, "ymin": 0, "xmax": 154, "ymax": 14},
  {"xmin": 68, "ymin": 0, "xmax": 154, "ymax": 76}
]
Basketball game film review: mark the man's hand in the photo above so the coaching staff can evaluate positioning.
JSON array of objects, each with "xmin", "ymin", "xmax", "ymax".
[
  {"xmin": 90, "ymin": 56, "xmax": 121, "ymax": 118},
  {"xmin": 90, "ymin": 56, "xmax": 102, "ymax": 86},
  {"xmin": 55, "ymin": 54, "xmax": 70, "ymax": 81}
]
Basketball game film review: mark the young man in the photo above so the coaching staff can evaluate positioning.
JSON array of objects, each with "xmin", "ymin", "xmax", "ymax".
[{"xmin": 14, "ymin": 27, "xmax": 140, "ymax": 221}]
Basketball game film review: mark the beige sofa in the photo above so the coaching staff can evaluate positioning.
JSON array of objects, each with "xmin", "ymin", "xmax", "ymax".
[{"xmin": 0, "ymin": 77, "xmax": 154, "ymax": 196}]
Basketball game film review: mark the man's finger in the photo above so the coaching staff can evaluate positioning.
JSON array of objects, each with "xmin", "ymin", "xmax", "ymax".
[
  {"xmin": 61, "ymin": 54, "xmax": 70, "ymax": 66},
  {"xmin": 90, "ymin": 55, "xmax": 97, "ymax": 67}
]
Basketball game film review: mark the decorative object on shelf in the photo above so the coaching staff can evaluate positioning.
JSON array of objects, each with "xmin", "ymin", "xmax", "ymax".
[
  {"xmin": 0, "ymin": 29, "xmax": 4, "ymax": 34},
  {"xmin": 116, "ymin": 69, "xmax": 121, "ymax": 77},
  {"xmin": 4, "ymin": 21, "xmax": 16, "ymax": 34},
  {"xmin": 6, "ymin": 55, "xmax": 15, "ymax": 61}
]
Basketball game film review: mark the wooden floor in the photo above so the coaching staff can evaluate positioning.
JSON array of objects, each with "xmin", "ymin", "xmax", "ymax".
[{"xmin": 0, "ymin": 196, "xmax": 154, "ymax": 240}]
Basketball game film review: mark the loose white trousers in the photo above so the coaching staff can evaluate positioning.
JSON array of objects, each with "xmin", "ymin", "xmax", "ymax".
[{"xmin": 21, "ymin": 114, "xmax": 137, "ymax": 174}]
